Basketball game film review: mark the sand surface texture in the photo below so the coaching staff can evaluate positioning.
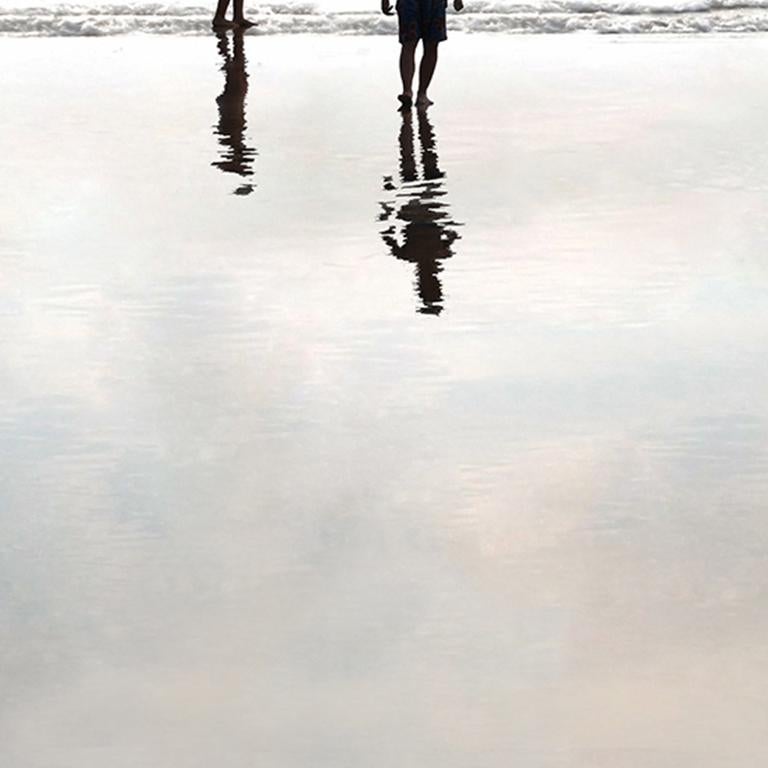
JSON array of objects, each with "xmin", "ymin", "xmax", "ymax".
[{"xmin": 2, "ymin": 34, "xmax": 768, "ymax": 768}]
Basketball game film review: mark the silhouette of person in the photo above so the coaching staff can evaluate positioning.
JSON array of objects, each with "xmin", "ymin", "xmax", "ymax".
[
  {"xmin": 380, "ymin": 0, "xmax": 464, "ymax": 110},
  {"xmin": 379, "ymin": 109, "xmax": 461, "ymax": 315},
  {"xmin": 212, "ymin": 30, "xmax": 257, "ymax": 196}
]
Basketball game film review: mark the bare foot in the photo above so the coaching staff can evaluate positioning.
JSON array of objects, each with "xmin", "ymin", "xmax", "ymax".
[
  {"xmin": 416, "ymin": 94, "xmax": 433, "ymax": 108},
  {"xmin": 234, "ymin": 17, "xmax": 257, "ymax": 27},
  {"xmin": 212, "ymin": 17, "xmax": 235, "ymax": 28},
  {"xmin": 398, "ymin": 93, "xmax": 413, "ymax": 109}
]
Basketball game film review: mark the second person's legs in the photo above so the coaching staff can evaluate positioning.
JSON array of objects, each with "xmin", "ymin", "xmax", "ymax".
[
  {"xmin": 213, "ymin": 0, "xmax": 232, "ymax": 27},
  {"xmin": 417, "ymin": 40, "xmax": 438, "ymax": 106},
  {"xmin": 400, "ymin": 40, "xmax": 418, "ymax": 104}
]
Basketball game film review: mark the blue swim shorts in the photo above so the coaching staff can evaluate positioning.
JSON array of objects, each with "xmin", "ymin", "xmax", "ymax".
[{"xmin": 396, "ymin": 0, "xmax": 447, "ymax": 43}]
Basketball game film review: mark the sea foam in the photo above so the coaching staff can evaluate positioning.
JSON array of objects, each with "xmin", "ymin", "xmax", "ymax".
[{"xmin": 3, "ymin": 0, "xmax": 768, "ymax": 35}]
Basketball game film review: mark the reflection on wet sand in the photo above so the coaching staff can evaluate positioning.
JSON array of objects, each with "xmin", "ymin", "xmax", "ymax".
[
  {"xmin": 379, "ymin": 109, "xmax": 461, "ymax": 316},
  {"xmin": 212, "ymin": 29, "xmax": 256, "ymax": 195}
]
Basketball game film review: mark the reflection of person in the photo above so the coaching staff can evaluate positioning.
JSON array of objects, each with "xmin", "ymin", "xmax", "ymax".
[
  {"xmin": 212, "ymin": 0, "xmax": 255, "ymax": 29},
  {"xmin": 380, "ymin": 0, "xmax": 464, "ymax": 109},
  {"xmin": 212, "ymin": 30, "xmax": 257, "ymax": 196},
  {"xmin": 379, "ymin": 110, "xmax": 461, "ymax": 315}
]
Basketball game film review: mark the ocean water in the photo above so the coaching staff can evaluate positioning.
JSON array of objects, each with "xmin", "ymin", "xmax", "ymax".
[
  {"xmin": 4, "ymin": 0, "xmax": 768, "ymax": 34},
  {"xmin": 2, "ymin": 34, "xmax": 768, "ymax": 766}
]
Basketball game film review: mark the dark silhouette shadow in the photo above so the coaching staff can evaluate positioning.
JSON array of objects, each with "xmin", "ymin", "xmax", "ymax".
[
  {"xmin": 212, "ymin": 29, "xmax": 256, "ymax": 196},
  {"xmin": 379, "ymin": 109, "xmax": 461, "ymax": 316}
]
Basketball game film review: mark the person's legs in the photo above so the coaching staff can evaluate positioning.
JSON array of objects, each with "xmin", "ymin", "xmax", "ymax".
[
  {"xmin": 232, "ymin": 0, "xmax": 255, "ymax": 26},
  {"xmin": 399, "ymin": 41, "xmax": 418, "ymax": 104},
  {"xmin": 416, "ymin": 40, "xmax": 438, "ymax": 106},
  {"xmin": 212, "ymin": 0, "xmax": 232, "ymax": 26}
]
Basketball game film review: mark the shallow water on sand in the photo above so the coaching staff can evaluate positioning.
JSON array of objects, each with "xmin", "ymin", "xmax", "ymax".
[{"xmin": 1, "ymin": 34, "xmax": 768, "ymax": 767}]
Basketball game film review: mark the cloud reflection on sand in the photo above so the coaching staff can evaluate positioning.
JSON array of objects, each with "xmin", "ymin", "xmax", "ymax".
[{"xmin": 2, "ymin": 34, "xmax": 768, "ymax": 768}]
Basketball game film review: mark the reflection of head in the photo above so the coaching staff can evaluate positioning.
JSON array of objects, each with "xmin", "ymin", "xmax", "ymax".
[
  {"xmin": 212, "ymin": 30, "xmax": 256, "ymax": 195},
  {"xmin": 380, "ymin": 110, "xmax": 460, "ymax": 316}
]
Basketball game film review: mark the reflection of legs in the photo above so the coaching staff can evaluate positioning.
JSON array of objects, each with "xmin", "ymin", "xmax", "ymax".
[
  {"xmin": 417, "ymin": 109, "xmax": 443, "ymax": 180},
  {"xmin": 215, "ymin": 28, "xmax": 231, "ymax": 62},
  {"xmin": 417, "ymin": 41, "xmax": 438, "ymax": 106},
  {"xmin": 398, "ymin": 109, "xmax": 417, "ymax": 182},
  {"xmin": 400, "ymin": 41, "xmax": 417, "ymax": 103}
]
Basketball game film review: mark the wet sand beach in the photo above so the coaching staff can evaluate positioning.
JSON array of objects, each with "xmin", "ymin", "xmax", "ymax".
[{"xmin": 2, "ymin": 33, "xmax": 768, "ymax": 767}]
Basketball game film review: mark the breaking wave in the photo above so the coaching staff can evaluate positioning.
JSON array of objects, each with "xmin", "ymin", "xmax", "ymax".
[{"xmin": 3, "ymin": 0, "xmax": 768, "ymax": 35}]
